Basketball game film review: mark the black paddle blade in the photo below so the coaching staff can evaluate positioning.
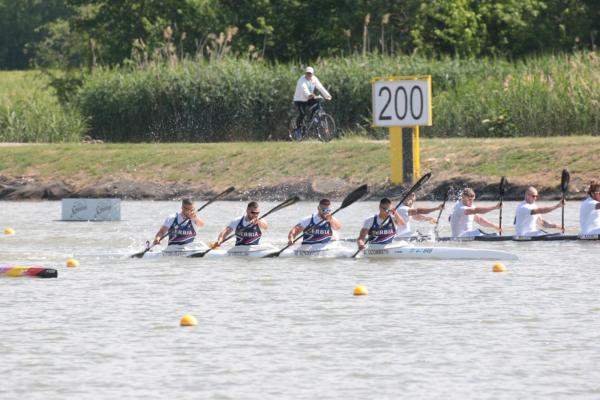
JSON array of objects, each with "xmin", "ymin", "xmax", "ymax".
[
  {"xmin": 499, "ymin": 176, "xmax": 508, "ymax": 197},
  {"xmin": 561, "ymin": 169, "xmax": 570, "ymax": 193},
  {"xmin": 340, "ymin": 184, "xmax": 368, "ymax": 209}
]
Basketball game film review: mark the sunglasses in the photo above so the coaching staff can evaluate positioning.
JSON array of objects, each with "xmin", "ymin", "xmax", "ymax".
[
  {"xmin": 380, "ymin": 207, "xmax": 391, "ymax": 213},
  {"xmin": 527, "ymin": 194, "xmax": 538, "ymax": 198},
  {"xmin": 250, "ymin": 211, "xmax": 260, "ymax": 215},
  {"xmin": 319, "ymin": 207, "xmax": 332, "ymax": 213}
]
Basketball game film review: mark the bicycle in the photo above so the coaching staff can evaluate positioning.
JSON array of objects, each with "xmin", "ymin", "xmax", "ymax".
[{"xmin": 289, "ymin": 97, "xmax": 337, "ymax": 142}]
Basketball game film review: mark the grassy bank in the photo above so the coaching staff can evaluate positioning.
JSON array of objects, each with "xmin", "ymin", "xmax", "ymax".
[
  {"xmin": 1, "ymin": 137, "xmax": 598, "ymax": 192},
  {"xmin": 0, "ymin": 71, "xmax": 87, "ymax": 142}
]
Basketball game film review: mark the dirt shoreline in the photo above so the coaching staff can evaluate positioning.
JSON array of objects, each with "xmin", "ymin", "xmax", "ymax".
[{"xmin": 0, "ymin": 174, "xmax": 587, "ymax": 202}]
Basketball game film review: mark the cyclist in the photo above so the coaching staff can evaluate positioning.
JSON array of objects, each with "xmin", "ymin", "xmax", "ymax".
[{"xmin": 292, "ymin": 66, "xmax": 332, "ymax": 139}]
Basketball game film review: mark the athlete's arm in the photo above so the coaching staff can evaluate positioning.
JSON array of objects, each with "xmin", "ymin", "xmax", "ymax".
[
  {"xmin": 474, "ymin": 215, "xmax": 501, "ymax": 232},
  {"xmin": 216, "ymin": 226, "xmax": 233, "ymax": 245},
  {"xmin": 153, "ymin": 226, "xmax": 169, "ymax": 245},
  {"xmin": 357, "ymin": 227, "xmax": 369, "ymax": 250},
  {"xmin": 532, "ymin": 200, "xmax": 565, "ymax": 215},
  {"xmin": 288, "ymin": 224, "xmax": 303, "ymax": 245}
]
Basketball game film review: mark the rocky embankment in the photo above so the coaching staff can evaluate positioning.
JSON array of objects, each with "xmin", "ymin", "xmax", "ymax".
[{"xmin": 0, "ymin": 175, "xmax": 587, "ymax": 202}]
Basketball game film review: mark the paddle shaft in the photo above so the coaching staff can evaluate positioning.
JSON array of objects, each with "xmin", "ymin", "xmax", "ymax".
[{"xmin": 434, "ymin": 190, "xmax": 450, "ymax": 238}]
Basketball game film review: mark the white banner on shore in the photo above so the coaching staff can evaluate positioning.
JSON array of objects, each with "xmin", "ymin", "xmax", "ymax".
[{"xmin": 61, "ymin": 198, "xmax": 121, "ymax": 221}]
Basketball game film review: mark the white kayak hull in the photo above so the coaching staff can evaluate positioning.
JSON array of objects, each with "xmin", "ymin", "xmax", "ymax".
[
  {"xmin": 280, "ymin": 241, "xmax": 355, "ymax": 258},
  {"xmin": 144, "ymin": 242, "xmax": 209, "ymax": 258},
  {"xmin": 203, "ymin": 244, "xmax": 279, "ymax": 258},
  {"xmin": 362, "ymin": 243, "xmax": 518, "ymax": 260}
]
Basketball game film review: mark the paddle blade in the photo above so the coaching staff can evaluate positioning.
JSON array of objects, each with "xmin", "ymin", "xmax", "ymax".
[
  {"xmin": 561, "ymin": 169, "xmax": 570, "ymax": 193},
  {"xmin": 499, "ymin": 176, "xmax": 508, "ymax": 197},
  {"xmin": 340, "ymin": 184, "xmax": 368, "ymax": 209}
]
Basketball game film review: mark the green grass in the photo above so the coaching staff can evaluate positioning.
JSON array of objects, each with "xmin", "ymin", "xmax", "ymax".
[
  {"xmin": 0, "ymin": 70, "xmax": 87, "ymax": 142},
  {"xmin": 1, "ymin": 137, "xmax": 598, "ymax": 191}
]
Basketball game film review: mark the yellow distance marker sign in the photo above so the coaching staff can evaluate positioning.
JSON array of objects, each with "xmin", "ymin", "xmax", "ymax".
[
  {"xmin": 371, "ymin": 76, "xmax": 432, "ymax": 127},
  {"xmin": 371, "ymin": 75, "xmax": 432, "ymax": 184}
]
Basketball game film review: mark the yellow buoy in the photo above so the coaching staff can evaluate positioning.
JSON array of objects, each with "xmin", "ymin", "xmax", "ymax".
[
  {"xmin": 180, "ymin": 314, "xmax": 198, "ymax": 326},
  {"xmin": 66, "ymin": 258, "xmax": 80, "ymax": 268},
  {"xmin": 353, "ymin": 285, "xmax": 368, "ymax": 296},
  {"xmin": 3, "ymin": 227, "xmax": 15, "ymax": 235},
  {"xmin": 492, "ymin": 262, "xmax": 506, "ymax": 273}
]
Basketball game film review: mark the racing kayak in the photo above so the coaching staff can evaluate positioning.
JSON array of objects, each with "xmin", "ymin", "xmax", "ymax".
[
  {"xmin": 360, "ymin": 243, "xmax": 518, "ymax": 260},
  {"xmin": 192, "ymin": 242, "xmax": 355, "ymax": 258},
  {"xmin": 143, "ymin": 242, "xmax": 210, "ymax": 258},
  {"xmin": 1, "ymin": 265, "xmax": 58, "ymax": 278},
  {"xmin": 280, "ymin": 240, "xmax": 355, "ymax": 258},
  {"xmin": 199, "ymin": 244, "xmax": 280, "ymax": 258},
  {"xmin": 436, "ymin": 234, "xmax": 600, "ymax": 242}
]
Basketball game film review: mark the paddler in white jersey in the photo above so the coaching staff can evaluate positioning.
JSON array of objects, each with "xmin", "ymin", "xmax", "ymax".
[
  {"xmin": 395, "ymin": 192, "xmax": 444, "ymax": 238},
  {"xmin": 514, "ymin": 186, "xmax": 565, "ymax": 236},
  {"xmin": 213, "ymin": 201, "xmax": 268, "ymax": 247},
  {"xmin": 357, "ymin": 198, "xmax": 405, "ymax": 250},
  {"xmin": 153, "ymin": 198, "xmax": 205, "ymax": 248},
  {"xmin": 450, "ymin": 188, "xmax": 501, "ymax": 237},
  {"xmin": 287, "ymin": 199, "xmax": 341, "ymax": 245},
  {"xmin": 579, "ymin": 181, "xmax": 600, "ymax": 235}
]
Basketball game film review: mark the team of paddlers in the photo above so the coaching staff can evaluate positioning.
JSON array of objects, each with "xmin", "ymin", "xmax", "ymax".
[{"xmin": 151, "ymin": 180, "xmax": 600, "ymax": 250}]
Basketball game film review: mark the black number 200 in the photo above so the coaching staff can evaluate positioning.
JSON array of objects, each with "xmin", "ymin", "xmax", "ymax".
[{"xmin": 378, "ymin": 85, "xmax": 423, "ymax": 121}]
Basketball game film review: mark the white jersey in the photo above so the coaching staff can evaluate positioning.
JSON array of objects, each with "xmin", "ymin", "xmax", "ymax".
[
  {"xmin": 579, "ymin": 196, "xmax": 600, "ymax": 234},
  {"xmin": 450, "ymin": 201, "xmax": 474, "ymax": 237},
  {"xmin": 514, "ymin": 201, "xmax": 540, "ymax": 236},
  {"xmin": 394, "ymin": 205, "xmax": 414, "ymax": 237},
  {"xmin": 227, "ymin": 215, "xmax": 253, "ymax": 230},
  {"xmin": 162, "ymin": 213, "xmax": 200, "ymax": 230},
  {"xmin": 293, "ymin": 75, "xmax": 331, "ymax": 102}
]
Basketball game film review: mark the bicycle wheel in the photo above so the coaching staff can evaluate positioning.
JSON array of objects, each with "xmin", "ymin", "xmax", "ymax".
[
  {"xmin": 316, "ymin": 113, "xmax": 336, "ymax": 142},
  {"xmin": 288, "ymin": 117, "xmax": 303, "ymax": 141}
]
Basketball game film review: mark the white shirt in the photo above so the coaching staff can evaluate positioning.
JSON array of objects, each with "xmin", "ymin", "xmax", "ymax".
[
  {"xmin": 450, "ymin": 201, "xmax": 474, "ymax": 237},
  {"xmin": 227, "ymin": 215, "xmax": 254, "ymax": 230},
  {"xmin": 514, "ymin": 201, "xmax": 540, "ymax": 236},
  {"xmin": 298, "ymin": 213, "xmax": 326, "ymax": 229},
  {"xmin": 162, "ymin": 213, "xmax": 200, "ymax": 229},
  {"xmin": 362, "ymin": 215, "xmax": 389, "ymax": 229},
  {"xmin": 394, "ymin": 205, "xmax": 413, "ymax": 236},
  {"xmin": 293, "ymin": 75, "xmax": 331, "ymax": 102},
  {"xmin": 579, "ymin": 196, "xmax": 600, "ymax": 234}
]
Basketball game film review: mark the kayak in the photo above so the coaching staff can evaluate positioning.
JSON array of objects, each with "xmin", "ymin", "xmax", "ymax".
[
  {"xmin": 360, "ymin": 243, "xmax": 518, "ymax": 260},
  {"xmin": 281, "ymin": 240, "xmax": 355, "ymax": 258},
  {"xmin": 201, "ymin": 244, "xmax": 280, "ymax": 258},
  {"xmin": 436, "ymin": 234, "xmax": 600, "ymax": 242},
  {"xmin": 143, "ymin": 242, "xmax": 209, "ymax": 258},
  {"xmin": 1, "ymin": 265, "xmax": 58, "ymax": 278}
]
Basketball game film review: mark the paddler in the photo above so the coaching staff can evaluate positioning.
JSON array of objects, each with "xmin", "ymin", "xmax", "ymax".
[
  {"xmin": 395, "ymin": 192, "xmax": 444, "ymax": 238},
  {"xmin": 357, "ymin": 198, "xmax": 405, "ymax": 250},
  {"xmin": 579, "ymin": 181, "xmax": 600, "ymax": 235},
  {"xmin": 514, "ymin": 186, "xmax": 565, "ymax": 236},
  {"xmin": 287, "ymin": 199, "xmax": 341, "ymax": 245},
  {"xmin": 450, "ymin": 188, "xmax": 501, "ymax": 237},
  {"xmin": 214, "ymin": 201, "xmax": 268, "ymax": 247},
  {"xmin": 153, "ymin": 198, "xmax": 204, "ymax": 247}
]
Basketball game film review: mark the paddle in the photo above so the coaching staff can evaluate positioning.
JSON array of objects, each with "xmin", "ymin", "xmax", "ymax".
[
  {"xmin": 561, "ymin": 168, "xmax": 569, "ymax": 233},
  {"xmin": 351, "ymin": 172, "xmax": 432, "ymax": 258},
  {"xmin": 264, "ymin": 184, "xmax": 369, "ymax": 258},
  {"xmin": 189, "ymin": 196, "xmax": 301, "ymax": 258},
  {"xmin": 434, "ymin": 187, "xmax": 451, "ymax": 239},
  {"xmin": 498, "ymin": 176, "xmax": 508, "ymax": 235},
  {"xmin": 130, "ymin": 186, "xmax": 235, "ymax": 258}
]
